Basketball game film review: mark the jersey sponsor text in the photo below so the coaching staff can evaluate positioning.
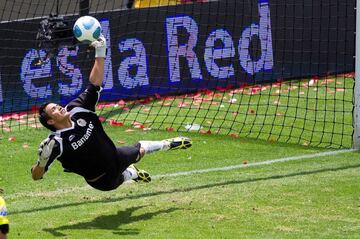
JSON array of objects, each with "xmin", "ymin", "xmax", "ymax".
[{"xmin": 71, "ymin": 122, "xmax": 94, "ymax": 150}]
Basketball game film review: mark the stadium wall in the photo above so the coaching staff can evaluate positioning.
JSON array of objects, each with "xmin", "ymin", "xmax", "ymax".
[{"xmin": 0, "ymin": 0, "xmax": 355, "ymax": 113}]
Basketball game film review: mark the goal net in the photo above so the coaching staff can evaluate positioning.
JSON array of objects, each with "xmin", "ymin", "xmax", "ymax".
[{"xmin": 0, "ymin": 0, "xmax": 355, "ymax": 148}]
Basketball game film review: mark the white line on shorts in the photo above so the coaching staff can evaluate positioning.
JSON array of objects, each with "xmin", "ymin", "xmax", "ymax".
[{"xmin": 7, "ymin": 149, "xmax": 356, "ymax": 199}]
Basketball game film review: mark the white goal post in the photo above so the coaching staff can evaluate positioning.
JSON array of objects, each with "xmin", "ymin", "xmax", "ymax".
[{"xmin": 354, "ymin": 0, "xmax": 360, "ymax": 149}]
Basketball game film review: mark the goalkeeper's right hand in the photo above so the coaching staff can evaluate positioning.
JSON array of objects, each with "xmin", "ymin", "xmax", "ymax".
[
  {"xmin": 90, "ymin": 35, "xmax": 106, "ymax": 58},
  {"xmin": 37, "ymin": 138, "xmax": 55, "ymax": 167}
]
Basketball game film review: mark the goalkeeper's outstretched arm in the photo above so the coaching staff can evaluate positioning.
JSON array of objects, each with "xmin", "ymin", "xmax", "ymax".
[{"xmin": 89, "ymin": 36, "xmax": 106, "ymax": 86}]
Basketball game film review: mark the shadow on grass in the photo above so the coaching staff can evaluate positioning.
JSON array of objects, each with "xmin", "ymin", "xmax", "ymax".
[
  {"xmin": 13, "ymin": 163, "xmax": 360, "ymax": 217},
  {"xmin": 43, "ymin": 205, "xmax": 179, "ymax": 237}
]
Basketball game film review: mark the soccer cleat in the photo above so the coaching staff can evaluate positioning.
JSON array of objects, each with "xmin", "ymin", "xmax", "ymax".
[
  {"xmin": 165, "ymin": 137, "xmax": 192, "ymax": 150},
  {"xmin": 129, "ymin": 164, "xmax": 151, "ymax": 183}
]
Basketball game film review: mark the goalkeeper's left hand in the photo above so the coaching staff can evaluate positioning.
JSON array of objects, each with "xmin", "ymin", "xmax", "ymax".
[
  {"xmin": 37, "ymin": 138, "xmax": 55, "ymax": 167},
  {"xmin": 90, "ymin": 35, "xmax": 106, "ymax": 58}
]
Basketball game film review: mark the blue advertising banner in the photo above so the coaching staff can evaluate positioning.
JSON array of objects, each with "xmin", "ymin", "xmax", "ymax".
[{"xmin": 0, "ymin": 0, "xmax": 355, "ymax": 114}]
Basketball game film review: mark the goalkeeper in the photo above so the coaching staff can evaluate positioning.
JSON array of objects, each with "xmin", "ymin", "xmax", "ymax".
[{"xmin": 31, "ymin": 36, "xmax": 192, "ymax": 191}]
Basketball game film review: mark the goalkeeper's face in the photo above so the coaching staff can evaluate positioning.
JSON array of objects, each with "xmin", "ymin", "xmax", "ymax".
[{"xmin": 45, "ymin": 103, "xmax": 70, "ymax": 125}]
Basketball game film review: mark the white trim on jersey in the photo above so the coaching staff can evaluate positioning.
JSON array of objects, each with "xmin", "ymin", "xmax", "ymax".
[
  {"xmin": 53, "ymin": 107, "xmax": 96, "ymax": 134},
  {"xmin": 96, "ymin": 86, "xmax": 103, "ymax": 105},
  {"xmin": 56, "ymin": 120, "xmax": 75, "ymax": 133},
  {"xmin": 52, "ymin": 135, "xmax": 63, "ymax": 160},
  {"xmin": 43, "ymin": 134, "xmax": 63, "ymax": 172}
]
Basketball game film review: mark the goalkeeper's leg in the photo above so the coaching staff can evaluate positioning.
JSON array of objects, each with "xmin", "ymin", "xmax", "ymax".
[
  {"xmin": 122, "ymin": 164, "xmax": 151, "ymax": 183},
  {"xmin": 139, "ymin": 136, "xmax": 192, "ymax": 154},
  {"xmin": 117, "ymin": 137, "xmax": 192, "ymax": 185}
]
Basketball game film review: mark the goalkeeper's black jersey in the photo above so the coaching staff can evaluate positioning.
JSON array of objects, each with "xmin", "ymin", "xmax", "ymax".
[{"xmin": 44, "ymin": 84, "xmax": 117, "ymax": 180}]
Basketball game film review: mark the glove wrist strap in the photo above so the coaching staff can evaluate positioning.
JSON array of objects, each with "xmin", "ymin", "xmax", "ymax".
[{"xmin": 95, "ymin": 48, "xmax": 106, "ymax": 58}]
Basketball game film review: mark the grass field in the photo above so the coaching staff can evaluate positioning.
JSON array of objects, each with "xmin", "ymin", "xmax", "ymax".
[{"xmin": 1, "ymin": 126, "xmax": 360, "ymax": 239}]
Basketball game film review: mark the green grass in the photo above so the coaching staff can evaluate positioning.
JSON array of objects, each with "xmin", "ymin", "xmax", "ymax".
[
  {"xmin": 0, "ymin": 74, "xmax": 358, "ymax": 238},
  {"xmin": 1, "ymin": 127, "xmax": 360, "ymax": 239}
]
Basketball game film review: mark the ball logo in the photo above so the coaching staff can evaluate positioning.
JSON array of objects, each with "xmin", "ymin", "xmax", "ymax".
[{"xmin": 77, "ymin": 119, "xmax": 87, "ymax": 127}]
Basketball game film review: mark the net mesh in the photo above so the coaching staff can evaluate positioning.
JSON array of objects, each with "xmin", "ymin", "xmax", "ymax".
[{"xmin": 0, "ymin": 0, "xmax": 355, "ymax": 148}]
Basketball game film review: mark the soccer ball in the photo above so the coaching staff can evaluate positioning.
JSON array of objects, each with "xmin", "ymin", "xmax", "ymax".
[{"xmin": 73, "ymin": 16, "xmax": 102, "ymax": 43}]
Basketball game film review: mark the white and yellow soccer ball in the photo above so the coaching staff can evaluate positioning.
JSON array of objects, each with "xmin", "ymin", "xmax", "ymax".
[{"xmin": 73, "ymin": 16, "xmax": 102, "ymax": 43}]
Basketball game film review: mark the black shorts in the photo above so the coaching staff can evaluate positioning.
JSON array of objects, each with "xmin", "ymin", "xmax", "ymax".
[
  {"xmin": 87, "ymin": 143, "xmax": 141, "ymax": 191},
  {"xmin": 0, "ymin": 224, "xmax": 9, "ymax": 234}
]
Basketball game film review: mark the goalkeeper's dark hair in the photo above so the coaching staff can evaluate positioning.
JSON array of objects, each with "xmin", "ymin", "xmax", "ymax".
[{"xmin": 39, "ymin": 102, "xmax": 57, "ymax": 132}]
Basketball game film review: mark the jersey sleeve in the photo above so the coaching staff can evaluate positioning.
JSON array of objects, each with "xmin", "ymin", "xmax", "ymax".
[
  {"xmin": 43, "ymin": 136, "xmax": 62, "ymax": 173},
  {"xmin": 66, "ymin": 83, "xmax": 102, "ymax": 112}
]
